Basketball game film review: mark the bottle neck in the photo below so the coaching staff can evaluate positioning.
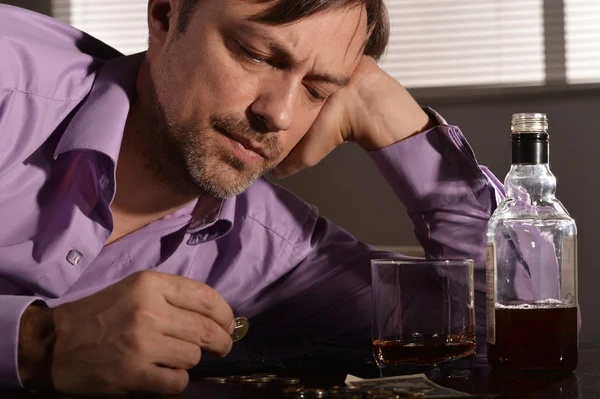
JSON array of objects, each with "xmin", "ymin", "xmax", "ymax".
[
  {"xmin": 511, "ymin": 133, "xmax": 548, "ymax": 164},
  {"xmin": 506, "ymin": 133, "xmax": 555, "ymax": 201}
]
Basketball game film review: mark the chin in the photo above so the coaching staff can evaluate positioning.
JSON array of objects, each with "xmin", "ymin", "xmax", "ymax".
[{"xmin": 190, "ymin": 160, "xmax": 261, "ymax": 199}]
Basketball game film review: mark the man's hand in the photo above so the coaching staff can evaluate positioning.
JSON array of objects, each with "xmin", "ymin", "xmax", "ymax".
[
  {"xmin": 20, "ymin": 271, "xmax": 235, "ymax": 394},
  {"xmin": 273, "ymin": 56, "xmax": 433, "ymax": 178}
]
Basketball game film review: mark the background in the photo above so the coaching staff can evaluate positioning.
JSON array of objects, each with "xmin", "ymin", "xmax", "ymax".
[{"xmin": 3, "ymin": 0, "xmax": 597, "ymax": 341}]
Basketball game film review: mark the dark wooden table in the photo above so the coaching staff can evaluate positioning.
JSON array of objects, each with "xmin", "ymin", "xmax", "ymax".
[{"xmin": 5, "ymin": 343, "xmax": 599, "ymax": 398}]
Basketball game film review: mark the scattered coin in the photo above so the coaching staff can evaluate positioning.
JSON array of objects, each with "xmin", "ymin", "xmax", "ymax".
[
  {"xmin": 227, "ymin": 375, "xmax": 251, "ymax": 384},
  {"xmin": 287, "ymin": 388, "xmax": 330, "ymax": 398},
  {"xmin": 239, "ymin": 377, "xmax": 263, "ymax": 384},
  {"xmin": 252, "ymin": 373, "xmax": 278, "ymax": 379},
  {"xmin": 276, "ymin": 377, "xmax": 302, "ymax": 385},
  {"xmin": 282, "ymin": 385, "xmax": 305, "ymax": 395},
  {"xmin": 253, "ymin": 377, "xmax": 275, "ymax": 383},
  {"xmin": 231, "ymin": 317, "xmax": 249, "ymax": 342},
  {"xmin": 365, "ymin": 389, "xmax": 398, "ymax": 399},
  {"xmin": 302, "ymin": 388, "xmax": 330, "ymax": 398},
  {"xmin": 391, "ymin": 389, "xmax": 423, "ymax": 398},
  {"xmin": 204, "ymin": 376, "xmax": 228, "ymax": 383}
]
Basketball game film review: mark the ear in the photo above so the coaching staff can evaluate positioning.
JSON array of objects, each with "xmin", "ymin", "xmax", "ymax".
[{"xmin": 148, "ymin": 0, "xmax": 173, "ymax": 48}]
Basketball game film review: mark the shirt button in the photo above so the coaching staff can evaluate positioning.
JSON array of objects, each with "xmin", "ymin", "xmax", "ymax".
[
  {"xmin": 66, "ymin": 250, "xmax": 83, "ymax": 265},
  {"xmin": 99, "ymin": 174, "xmax": 110, "ymax": 190}
]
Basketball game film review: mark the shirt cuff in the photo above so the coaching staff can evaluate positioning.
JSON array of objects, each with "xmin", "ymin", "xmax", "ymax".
[
  {"xmin": 368, "ymin": 107, "xmax": 489, "ymax": 213},
  {"xmin": 0, "ymin": 296, "xmax": 43, "ymax": 391}
]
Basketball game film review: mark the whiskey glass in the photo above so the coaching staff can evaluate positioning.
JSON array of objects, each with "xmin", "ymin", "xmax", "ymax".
[{"xmin": 371, "ymin": 259, "xmax": 475, "ymax": 378}]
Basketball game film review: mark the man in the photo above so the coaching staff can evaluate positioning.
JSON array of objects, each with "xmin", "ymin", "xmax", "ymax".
[{"xmin": 0, "ymin": 0, "xmax": 503, "ymax": 394}]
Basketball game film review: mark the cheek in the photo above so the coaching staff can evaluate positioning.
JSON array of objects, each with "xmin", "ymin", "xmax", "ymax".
[
  {"xmin": 163, "ymin": 36, "xmax": 260, "ymax": 121},
  {"xmin": 189, "ymin": 57, "xmax": 259, "ymax": 117}
]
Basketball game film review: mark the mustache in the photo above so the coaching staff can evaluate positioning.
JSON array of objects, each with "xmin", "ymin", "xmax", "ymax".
[{"xmin": 210, "ymin": 113, "xmax": 282, "ymax": 157}]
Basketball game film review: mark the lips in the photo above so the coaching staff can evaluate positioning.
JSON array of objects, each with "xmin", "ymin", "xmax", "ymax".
[{"xmin": 218, "ymin": 128, "xmax": 267, "ymax": 158}]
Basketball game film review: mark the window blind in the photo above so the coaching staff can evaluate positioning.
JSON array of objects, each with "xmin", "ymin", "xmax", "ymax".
[
  {"xmin": 51, "ymin": 0, "xmax": 600, "ymax": 90},
  {"xmin": 380, "ymin": 0, "xmax": 546, "ymax": 88},
  {"xmin": 565, "ymin": 0, "xmax": 600, "ymax": 84},
  {"xmin": 52, "ymin": 0, "xmax": 148, "ymax": 56}
]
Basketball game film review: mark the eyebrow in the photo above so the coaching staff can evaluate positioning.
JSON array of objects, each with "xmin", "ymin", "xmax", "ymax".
[
  {"xmin": 235, "ymin": 22, "xmax": 351, "ymax": 87},
  {"xmin": 305, "ymin": 73, "xmax": 350, "ymax": 87}
]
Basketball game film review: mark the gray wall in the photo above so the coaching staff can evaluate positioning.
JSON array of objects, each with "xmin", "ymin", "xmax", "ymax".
[{"xmin": 276, "ymin": 89, "xmax": 598, "ymax": 341}]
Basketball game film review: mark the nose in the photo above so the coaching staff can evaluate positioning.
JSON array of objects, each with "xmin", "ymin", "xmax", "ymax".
[{"xmin": 250, "ymin": 77, "xmax": 298, "ymax": 133}]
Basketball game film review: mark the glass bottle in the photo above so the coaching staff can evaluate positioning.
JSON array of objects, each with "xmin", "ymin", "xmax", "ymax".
[{"xmin": 486, "ymin": 113, "xmax": 578, "ymax": 372}]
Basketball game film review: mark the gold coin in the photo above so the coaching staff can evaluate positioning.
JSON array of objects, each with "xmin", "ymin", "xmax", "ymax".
[
  {"xmin": 240, "ymin": 377, "xmax": 263, "ymax": 384},
  {"xmin": 253, "ymin": 377, "xmax": 274, "ymax": 383},
  {"xmin": 252, "ymin": 373, "xmax": 278, "ymax": 379},
  {"xmin": 282, "ymin": 385, "xmax": 305, "ymax": 394},
  {"xmin": 231, "ymin": 317, "xmax": 249, "ymax": 342},
  {"xmin": 276, "ymin": 377, "xmax": 302, "ymax": 385},
  {"xmin": 204, "ymin": 376, "xmax": 228, "ymax": 383}
]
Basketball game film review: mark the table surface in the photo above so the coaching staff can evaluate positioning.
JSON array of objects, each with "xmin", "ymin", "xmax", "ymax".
[{"xmin": 5, "ymin": 342, "xmax": 599, "ymax": 399}]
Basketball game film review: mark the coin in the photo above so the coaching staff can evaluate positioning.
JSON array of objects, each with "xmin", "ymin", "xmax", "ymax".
[
  {"xmin": 285, "ymin": 388, "xmax": 330, "ymax": 398},
  {"xmin": 365, "ymin": 389, "xmax": 397, "ymax": 399},
  {"xmin": 283, "ymin": 385, "xmax": 305, "ymax": 394},
  {"xmin": 303, "ymin": 388, "xmax": 330, "ymax": 398},
  {"xmin": 276, "ymin": 377, "xmax": 302, "ymax": 385},
  {"xmin": 253, "ymin": 377, "xmax": 274, "ymax": 383},
  {"xmin": 204, "ymin": 376, "xmax": 228, "ymax": 383},
  {"xmin": 252, "ymin": 373, "xmax": 278, "ymax": 379},
  {"xmin": 227, "ymin": 375, "xmax": 251, "ymax": 383},
  {"xmin": 231, "ymin": 317, "xmax": 249, "ymax": 342},
  {"xmin": 390, "ymin": 389, "xmax": 422, "ymax": 398}
]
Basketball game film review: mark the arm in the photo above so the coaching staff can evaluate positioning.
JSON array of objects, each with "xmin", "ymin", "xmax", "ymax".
[
  {"xmin": 17, "ymin": 303, "xmax": 55, "ymax": 390},
  {"xmin": 253, "ymin": 57, "xmax": 504, "ymax": 354},
  {"xmin": 1, "ymin": 272, "xmax": 236, "ymax": 394},
  {"xmin": 250, "ymin": 119, "xmax": 502, "ymax": 357},
  {"xmin": 0, "ymin": 295, "xmax": 51, "ymax": 390}
]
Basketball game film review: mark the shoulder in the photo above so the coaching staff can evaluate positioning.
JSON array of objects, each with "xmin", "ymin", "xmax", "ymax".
[
  {"xmin": 235, "ymin": 177, "xmax": 319, "ymax": 246},
  {"xmin": 0, "ymin": 5, "xmax": 120, "ymax": 101}
]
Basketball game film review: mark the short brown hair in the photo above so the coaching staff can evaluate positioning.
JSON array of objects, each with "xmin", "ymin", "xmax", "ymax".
[{"xmin": 176, "ymin": 0, "xmax": 389, "ymax": 60}]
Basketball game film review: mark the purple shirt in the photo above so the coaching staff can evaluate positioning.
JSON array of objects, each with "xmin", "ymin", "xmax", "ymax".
[{"xmin": 0, "ymin": 5, "xmax": 503, "ymax": 390}]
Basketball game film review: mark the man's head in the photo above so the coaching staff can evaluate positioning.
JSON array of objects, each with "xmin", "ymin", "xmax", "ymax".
[{"xmin": 139, "ymin": 0, "xmax": 389, "ymax": 199}]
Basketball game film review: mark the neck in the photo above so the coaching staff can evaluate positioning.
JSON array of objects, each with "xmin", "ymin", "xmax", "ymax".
[
  {"xmin": 112, "ymin": 115, "xmax": 197, "ymax": 219},
  {"xmin": 111, "ymin": 61, "xmax": 197, "ymax": 221}
]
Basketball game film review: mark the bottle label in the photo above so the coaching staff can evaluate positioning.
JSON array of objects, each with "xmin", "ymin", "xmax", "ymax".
[
  {"xmin": 486, "ymin": 242, "xmax": 496, "ymax": 344},
  {"xmin": 561, "ymin": 237, "xmax": 577, "ymax": 304}
]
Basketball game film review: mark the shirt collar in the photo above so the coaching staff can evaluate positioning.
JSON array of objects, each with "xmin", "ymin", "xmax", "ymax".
[
  {"xmin": 53, "ymin": 52, "xmax": 145, "ymax": 164},
  {"xmin": 186, "ymin": 196, "xmax": 236, "ymax": 244},
  {"xmin": 52, "ymin": 51, "xmax": 236, "ymax": 243}
]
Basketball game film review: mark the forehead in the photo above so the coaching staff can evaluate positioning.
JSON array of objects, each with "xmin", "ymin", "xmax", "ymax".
[{"xmin": 197, "ymin": 0, "xmax": 368, "ymax": 72}]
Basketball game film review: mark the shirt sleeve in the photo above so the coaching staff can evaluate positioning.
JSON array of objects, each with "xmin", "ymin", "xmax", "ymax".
[
  {"xmin": 247, "ymin": 109, "xmax": 503, "ymax": 357},
  {"xmin": 0, "ymin": 295, "xmax": 44, "ymax": 390}
]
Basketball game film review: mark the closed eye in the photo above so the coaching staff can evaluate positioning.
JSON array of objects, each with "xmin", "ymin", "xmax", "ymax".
[
  {"xmin": 237, "ymin": 42, "xmax": 269, "ymax": 65},
  {"xmin": 305, "ymin": 86, "xmax": 327, "ymax": 102}
]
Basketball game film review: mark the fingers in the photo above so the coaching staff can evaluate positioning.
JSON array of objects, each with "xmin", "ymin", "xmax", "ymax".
[
  {"xmin": 161, "ymin": 307, "xmax": 233, "ymax": 356},
  {"xmin": 163, "ymin": 274, "xmax": 235, "ymax": 335},
  {"xmin": 272, "ymin": 96, "xmax": 346, "ymax": 178},
  {"xmin": 129, "ymin": 271, "xmax": 235, "ymax": 336},
  {"xmin": 149, "ymin": 335, "xmax": 202, "ymax": 369},
  {"xmin": 135, "ymin": 365, "xmax": 189, "ymax": 395}
]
